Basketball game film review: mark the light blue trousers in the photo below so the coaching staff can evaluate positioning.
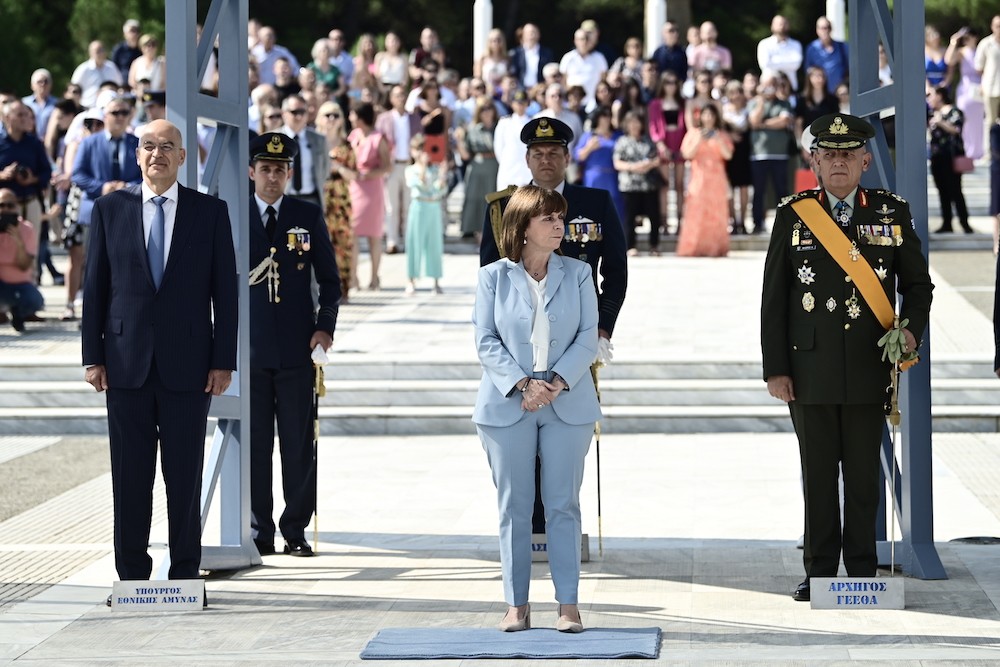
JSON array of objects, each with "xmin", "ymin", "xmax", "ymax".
[{"xmin": 478, "ymin": 408, "xmax": 592, "ymax": 606}]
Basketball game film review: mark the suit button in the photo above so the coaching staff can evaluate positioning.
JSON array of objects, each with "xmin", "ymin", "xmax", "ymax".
[
  {"xmin": 550, "ymin": 340, "xmax": 557, "ymax": 347},
  {"xmin": 792, "ymin": 345, "xmax": 798, "ymax": 351},
  {"xmin": 548, "ymin": 315, "xmax": 556, "ymax": 322},
  {"xmin": 845, "ymin": 275, "xmax": 852, "ymax": 283},
  {"xmin": 844, "ymin": 323, "xmax": 851, "ymax": 330}
]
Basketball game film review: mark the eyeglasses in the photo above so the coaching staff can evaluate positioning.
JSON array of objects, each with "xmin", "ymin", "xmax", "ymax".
[
  {"xmin": 107, "ymin": 109, "xmax": 131, "ymax": 117},
  {"xmin": 324, "ymin": 112, "xmax": 341, "ymax": 119},
  {"xmin": 285, "ymin": 108, "xmax": 307, "ymax": 116},
  {"xmin": 141, "ymin": 142, "xmax": 176, "ymax": 154},
  {"xmin": 266, "ymin": 113, "xmax": 282, "ymax": 120},
  {"xmin": 0, "ymin": 202, "xmax": 17, "ymax": 210}
]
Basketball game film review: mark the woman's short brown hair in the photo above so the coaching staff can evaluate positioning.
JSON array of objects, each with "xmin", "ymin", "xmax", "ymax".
[{"xmin": 500, "ymin": 185, "xmax": 568, "ymax": 261}]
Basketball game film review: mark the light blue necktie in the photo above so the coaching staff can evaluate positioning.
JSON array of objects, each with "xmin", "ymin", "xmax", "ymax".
[
  {"xmin": 148, "ymin": 195, "xmax": 166, "ymax": 288},
  {"xmin": 834, "ymin": 200, "xmax": 851, "ymax": 227}
]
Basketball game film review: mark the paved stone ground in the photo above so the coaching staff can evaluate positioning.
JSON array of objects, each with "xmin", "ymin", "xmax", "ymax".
[{"xmin": 2, "ymin": 167, "xmax": 1000, "ymax": 663}]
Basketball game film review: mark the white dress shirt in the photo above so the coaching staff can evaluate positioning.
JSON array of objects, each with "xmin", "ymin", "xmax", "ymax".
[
  {"xmin": 281, "ymin": 126, "xmax": 317, "ymax": 195},
  {"xmin": 254, "ymin": 193, "xmax": 284, "ymax": 226},
  {"xmin": 757, "ymin": 35, "xmax": 804, "ymax": 90},
  {"xmin": 391, "ymin": 110, "xmax": 412, "ymax": 161},
  {"xmin": 142, "ymin": 181, "xmax": 180, "ymax": 265},
  {"xmin": 493, "ymin": 112, "xmax": 533, "ymax": 189},
  {"xmin": 522, "ymin": 44, "xmax": 540, "ymax": 88},
  {"xmin": 526, "ymin": 270, "xmax": 550, "ymax": 371}
]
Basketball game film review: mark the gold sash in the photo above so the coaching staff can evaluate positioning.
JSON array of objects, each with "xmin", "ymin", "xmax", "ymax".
[{"xmin": 791, "ymin": 198, "xmax": 895, "ymax": 330}]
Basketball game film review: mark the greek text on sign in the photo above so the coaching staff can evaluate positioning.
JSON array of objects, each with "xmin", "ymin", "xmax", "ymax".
[
  {"xmin": 110, "ymin": 579, "xmax": 205, "ymax": 611},
  {"xmin": 810, "ymin": 576, "xmax": 904, "ymax": 609}
]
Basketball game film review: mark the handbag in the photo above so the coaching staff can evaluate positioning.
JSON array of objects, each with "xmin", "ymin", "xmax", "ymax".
[{"xmin": 952, "ymin": 155, "xmax": 975, "ymax": 174}]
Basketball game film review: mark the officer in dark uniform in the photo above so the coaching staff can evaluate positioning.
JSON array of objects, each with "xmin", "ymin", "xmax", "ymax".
[
  {"xmin": 761, "ymin": 114, "xmax": 933, "ymax": 601},
  {"xmin": 481, "ymin": 116, "xmax": 628, "ymax": 535},
  {"xmin": 248, "ymin": 132, "xmax": 341, "ymax": 557}
]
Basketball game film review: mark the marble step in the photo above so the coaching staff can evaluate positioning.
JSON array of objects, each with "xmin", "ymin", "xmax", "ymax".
[
  {"xmin": 1, "ymin": 404, "xmax": 999, "ymax": 437},
  {"xmin": 0, "ymin": 355, "xmax": 994, "ymax": 382},
  {"xmin": 1, "ymin": 377, "xmax": 998, "ymax": 409}
]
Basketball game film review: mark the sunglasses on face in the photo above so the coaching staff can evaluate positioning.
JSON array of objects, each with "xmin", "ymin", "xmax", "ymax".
[
  {"xmin": 324, "ymin": 112, "xmax": 341, "ymax": 119},
  {"xmin": 107, "ymin": 109, "xmax": 131, "ymax": 117},
  {"xmin": 266, "ymin": 113, "xmax": 282, "ymax": 120},
  {"xmin": 0, "ymin": 202, "xmax": 18, "ymax": 210},
  {"xmin": 286, "ymin": 108, "xmax": 307, "ymax": 116}
]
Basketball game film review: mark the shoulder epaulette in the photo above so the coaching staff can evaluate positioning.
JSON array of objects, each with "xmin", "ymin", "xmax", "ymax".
[
  {"xmin": 871, "ymin": 189, "xmax": 908, "ymax": 205},
  {"xmin": 778, "ymin": 190, "xmax": 813, "ymax": 208},
  {"xmin": 485, "ymin": 184, "xmax": 517, "ymax": 205}
]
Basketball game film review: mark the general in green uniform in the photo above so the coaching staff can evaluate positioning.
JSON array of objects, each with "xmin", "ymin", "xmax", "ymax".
[{"xmin": 760, "ymin": 114, "xmax": 934, "ymax": 602}]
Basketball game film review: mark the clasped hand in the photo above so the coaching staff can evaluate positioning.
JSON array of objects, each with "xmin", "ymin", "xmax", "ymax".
[{"xmin": 521, "ymin": 379, "xmax": 562, "ymax": 412}]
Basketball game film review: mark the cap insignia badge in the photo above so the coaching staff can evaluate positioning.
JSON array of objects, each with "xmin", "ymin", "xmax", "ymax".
[
  {"xmin": 535, "ymin": 119, "xmax": 554, "ymax": 138},
  {"xmin": 267, "ymin": 136, "xmax": 284, "ymax": 154},
  {"xmin": 829, "ymin": 117, "xmax": 848, "ymax": 135}
]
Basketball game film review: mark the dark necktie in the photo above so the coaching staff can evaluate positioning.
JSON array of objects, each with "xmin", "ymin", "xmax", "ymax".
[
  {"xmin": 834, "ymin": 200, "xmax": 851, "ymax": 227},
  {"xmin": 292, "ymin": 135, "xmax": 303, "ymax": 192},
  {"xmin": 265, "ymin": 205, "xmax": 277, "ymax": 239},
  {"xmin": 111, "ymin": 137, "xmax": 122, "ymax": 181},
  {"xmin": 148, "ymin": 196, "xmax": 166, "ymax": 288}
]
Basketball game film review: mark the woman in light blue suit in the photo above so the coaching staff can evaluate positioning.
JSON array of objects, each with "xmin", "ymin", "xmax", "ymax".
[{"xmin": 473, "ymin": 185, "xmax": 601, "ymax": 633}]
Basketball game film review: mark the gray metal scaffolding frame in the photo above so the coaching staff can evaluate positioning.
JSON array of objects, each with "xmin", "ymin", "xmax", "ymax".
[
  {"xmin": 157, "ymin": 0, "xmax": 256, "ymax": 576},
  {"xmin": 850, "ymin": 0, "xmax": 945, "ymax": 579}
]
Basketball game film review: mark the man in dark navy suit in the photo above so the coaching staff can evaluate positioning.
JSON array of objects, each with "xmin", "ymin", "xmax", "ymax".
[
  {"xmin": 82, "ymin": 120, "xmax": 238, "ymax": 584},
  {"xmin": 508, "ymin": 23, "xmax": 556, "ymax": 90},
  {"xmin": 481, "ymin": 116, "xmax": 627, "ymax": 536},
  {"xmin": 247, "ymin": 133, "xmax": 340, "ymax": 558}
]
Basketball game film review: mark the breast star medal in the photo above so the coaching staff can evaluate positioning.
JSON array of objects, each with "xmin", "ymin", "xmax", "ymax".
[
  {"xmin": 797, "ymin": 265, "xmax": 816, "ymax": 285},
  {"xmin": 848, "ymin": 241, "xmax": 861, "ymax": 262},
  {"xmin": 845, "ymin": 292, "xmax": 861, "ymax": 319},
  {"xmin": 826, "ymin": 297, "xmax": 837, "ymax": 312},
  {"xmin": 875, "ymin": 265, "xmax": 888, "ymax": 281},
  {"xmin": 802, "ymin": 292, "xmax": 816, "ymax": 312}
]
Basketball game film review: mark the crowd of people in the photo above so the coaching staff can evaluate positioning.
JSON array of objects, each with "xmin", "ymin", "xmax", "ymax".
[{"xmin": 2, "ymin": 13, "xmax": 1000, "ymax": 327}]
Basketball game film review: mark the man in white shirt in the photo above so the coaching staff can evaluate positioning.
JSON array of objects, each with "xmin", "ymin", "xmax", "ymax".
[
  {"xmin": 976, "ymin": 15, "xmax": 1000, "ymax": 145},
  {"xmin": 494, "ymin": 90, "xmax": 533, "ymax": 189},
  {"xmin": 71, "ymin": 41, "xmax": 124, "ymax": 109},
  {"xmin": 757, "ymin": 15, "xmax": 804, "ymax": 91},
  {"xmin": 509, "ymin": 23, "xmax": 555, "ymax": 90},
  {"xmin": 375, "ymin": 85, "xmax": 421, "ymax": 254},
  {"xmin": 559, "ymin": 29, "xmax": 608, "ymax": 112},
  {"xmin": 279, "ymin": 95, "xmax": 329, "ymax": 212}
]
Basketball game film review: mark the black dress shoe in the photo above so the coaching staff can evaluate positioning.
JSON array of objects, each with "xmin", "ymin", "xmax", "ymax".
[
  {"xmin": 283, "ymin": 538, "xmax": 314, "ymax": 557},
  {"xmin": 254, "ymin": 538, "xmax": 276, "ymax": 556},
  {"xmin": 10, "ymin": 314, "xmax": 24, "ymax": 332},
  {"xmin": 792, "ymin": 580, "xmax": 810, "ymax": 602}
]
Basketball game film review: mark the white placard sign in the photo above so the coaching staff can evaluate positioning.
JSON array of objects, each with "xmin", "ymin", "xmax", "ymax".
[
  {"xmin": 810, "ymin": 577, "xmax": 904, "ymax": 609},
  {"xmin": 110, "ymin": 579, "xmax": 205, "ymax": 611}
]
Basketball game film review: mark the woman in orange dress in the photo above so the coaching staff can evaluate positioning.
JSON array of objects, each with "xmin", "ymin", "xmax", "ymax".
[{"xmin": 677, "ymin": 102, "xmax": 733, "ymax": 257}]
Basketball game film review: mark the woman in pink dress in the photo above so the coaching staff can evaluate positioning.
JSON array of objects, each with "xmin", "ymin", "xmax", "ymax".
[
  {"xmin": 348, "ymin": 102, "xmax": 391, "ymax": 289},
  {"xmin": 677, "ymin": 103, "xmax": 733, "ymax": 257},
  {"xmin": 647, "ymin": 72, "xmax": 686, "ymax": 235}
]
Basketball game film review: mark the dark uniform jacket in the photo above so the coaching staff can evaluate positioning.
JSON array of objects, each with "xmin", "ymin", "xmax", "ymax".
[
  {"xmin": 761, "ymin": 188, "xmax": 933, "ymax": 404},
  {"xmin": 249, "ymin": 196, "xmax": 340, "ymax": 370},
  {"xmin": 480, "ymin": 182, "xmax": 628, "ymax": 337}
]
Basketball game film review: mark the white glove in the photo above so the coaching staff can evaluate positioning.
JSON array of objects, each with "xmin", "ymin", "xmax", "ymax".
[
  {"xmin": 311, "ymin": 344, "xmax": 329, "ymax": 366},
  {"xmin": 596, "ymin": 337, "xmax": 614, "ymax": 365}
]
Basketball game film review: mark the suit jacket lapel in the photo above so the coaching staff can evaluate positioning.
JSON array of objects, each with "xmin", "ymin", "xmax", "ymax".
[
  {"xmin": 162, "ymin": 185, "xmax": 194, "ymax": 286},
  {"xmin": 124, "ymin": 185, "xmax": 152, "ymax": 287},
  {"xmin": 544, "ymin": 254, "xmax": 565, "ymax": 307}
]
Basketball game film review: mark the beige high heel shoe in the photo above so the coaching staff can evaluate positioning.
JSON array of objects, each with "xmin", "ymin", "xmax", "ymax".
[
  {"xmin": 498, "ymin": 604, "xmax": 530, "ymax": 632},
  {"xmin": 555, "ymin": 604, "xmax": 583, "ymax": 633}
]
